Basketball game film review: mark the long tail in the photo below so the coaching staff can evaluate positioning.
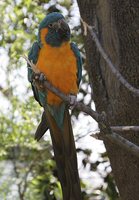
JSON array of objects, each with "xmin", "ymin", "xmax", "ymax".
[
  {"xmin": 46, "ymin": 108, "xmax": 82, "ymax": 200},
  {"xmin": 34, "ymin": 111, "xmax": 49, "ymax": 141}
]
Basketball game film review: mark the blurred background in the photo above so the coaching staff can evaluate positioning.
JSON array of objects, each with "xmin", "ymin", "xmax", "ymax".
[{"xmin": 0, "ymin": 0, "xmax": 119, "ymax": 199}]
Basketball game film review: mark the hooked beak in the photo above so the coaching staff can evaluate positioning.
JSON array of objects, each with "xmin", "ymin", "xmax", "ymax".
[
  {"xmin": 54, "ymin": 19, "xmax": 70, "ymax": 34},
  {"xmin": 59, "ymin": 19, "xmax": 70, "ymax": 33}
]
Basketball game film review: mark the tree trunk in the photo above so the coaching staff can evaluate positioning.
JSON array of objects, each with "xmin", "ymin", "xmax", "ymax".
[{"xmin": 77, "ymin": 0, "xmax": 139, "ymax": 200}]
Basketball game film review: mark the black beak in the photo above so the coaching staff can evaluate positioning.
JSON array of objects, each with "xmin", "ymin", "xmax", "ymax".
[
  {"xmin": 59, "ymin": 19, "xmax": 70, "ymax": 33},
  {"xmin": 52, "ymin": 19, "xmax": 70, "ymax": 41},
  {"xmin": 58, "ymin": 19, "xmax": 70, "ymax": 41}
]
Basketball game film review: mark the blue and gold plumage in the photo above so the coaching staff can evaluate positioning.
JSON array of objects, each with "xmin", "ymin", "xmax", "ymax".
[{"xmin": 27, "ymin": 12, "xmax": 82, "ymax": 200}]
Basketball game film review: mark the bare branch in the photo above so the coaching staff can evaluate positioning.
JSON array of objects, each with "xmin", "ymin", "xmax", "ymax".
[
  {"xmin": 22, "ymin": 55, "xmax": 139, "ymax": 161},
  {"xmin": 111, "ymin": 126, "xmax": 139, "ymax": 132},
  {"xmin": 12, "ymin": 150, "xmax": 24, "ymax": 200},
  {"xmin": 22, "ymin": 55, "xmax": 40, "ymax": 73},
  {"xmin": 23, "ymin": 55, "xmax": 100, "ymax": 122},
  {"xmin": 91, "ymin": 131, "xmax": 139, "ymax": 159},
  {"xmin": 108, "ymin": 132, "xmax": 139, "ymax": 159},
  {"xmin": 21, "ymin": 161, "xmax": 34, "ymax": 197},
  {"xmin": 80, "ymin": 18, "xmax": 139, "ymax": 97},
  {"xmin": 12, "ymin": 147, "xmax": 35, "ymax": 200}
]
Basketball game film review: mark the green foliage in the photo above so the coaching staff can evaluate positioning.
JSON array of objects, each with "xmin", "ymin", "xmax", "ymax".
[{"xmin": 0, "ymin": 0, "xmax": 119, "ymax": 199}]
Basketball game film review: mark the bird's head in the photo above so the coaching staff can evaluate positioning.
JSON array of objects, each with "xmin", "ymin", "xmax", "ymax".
[{"xmin": 38, "ymin": 12, "xmax": 70, "ymax": 47}]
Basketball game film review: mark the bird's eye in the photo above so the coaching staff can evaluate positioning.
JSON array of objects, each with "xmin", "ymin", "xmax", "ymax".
[{"xmin": 48, "ymin": 23, "xmax": 53, "ymax": 28}]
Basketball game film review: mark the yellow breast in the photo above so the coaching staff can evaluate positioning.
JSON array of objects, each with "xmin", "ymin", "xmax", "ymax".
[{"xmin": 36, "ymin": 28, "xmax": 78, "ymax": 105}]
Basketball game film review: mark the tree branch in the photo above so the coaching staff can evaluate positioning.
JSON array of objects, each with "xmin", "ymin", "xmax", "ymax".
[
  {"xmin": 111, "ymin": 126, "xmax": 139, "ymax": 132},
  {"xmin": 22, "ymin": 55, "xmax": 100, "ymax": 122},
  {"xmin": 107, "ymin": 132, "xmax": 139, "ymax": 159},
  {"xmin": 23, "ymin": 55, "xmax": 139, "ymax": 160},
  {"xmin": 12, "ymin": 147, "xmax": 35, "ymax": 200},
  {"xmin": 80, "ymin": 18, "xmax": 139, "ymax": 97},
  {"xmin": 91, "ymin": 131, "xmax": 139, "ymax": 159}
]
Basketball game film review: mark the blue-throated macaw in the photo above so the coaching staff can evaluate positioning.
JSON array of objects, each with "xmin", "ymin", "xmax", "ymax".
[{"xmin": 27, "ymin": 12, "xmax": 82, "ymax": 200}]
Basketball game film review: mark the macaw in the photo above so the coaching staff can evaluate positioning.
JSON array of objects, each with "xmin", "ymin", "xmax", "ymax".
[{"xmin": 27, "ymin": 12, "xmax": 82, "ymax": 200}]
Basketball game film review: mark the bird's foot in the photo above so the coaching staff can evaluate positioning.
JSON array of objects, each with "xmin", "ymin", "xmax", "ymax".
[
  {"xmin": 34, "ymin": 72, "xmax": 46, "ymax": 82},
  {"xmin": 69, "ymin": 94, "xmax": 77, "ymax": 110},
  {"xmin": 33, "ymin": 72, "xmax": 46, "ymax": 90}
]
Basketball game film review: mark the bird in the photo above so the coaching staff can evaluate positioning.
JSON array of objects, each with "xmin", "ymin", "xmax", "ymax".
[{"xmin": 27, "ymin": 12, "xmax": 82, "ymax": 200}]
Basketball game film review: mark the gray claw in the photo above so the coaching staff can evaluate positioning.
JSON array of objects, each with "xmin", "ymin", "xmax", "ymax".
[
  {"xmin": 69, "ymin": 94, "xmax": 77, "ymax": 110},
  {"xmin": 34, "ymin": 73, "xmax": 46, "ymax": 83},
  {"xmin": 33, "ymin": 72, "xmax": 46, "ymax": 89},
  {"xmin": 39, "ymin": 73, "xmax": 46, "ymax": 82}
]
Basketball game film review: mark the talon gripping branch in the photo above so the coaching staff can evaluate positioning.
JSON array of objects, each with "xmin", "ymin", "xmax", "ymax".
[{"xmin": 27, "ymin": 12, "xmax": 82, "ymax": 200}]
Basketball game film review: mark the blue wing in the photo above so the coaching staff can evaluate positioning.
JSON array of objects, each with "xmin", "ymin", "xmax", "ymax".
[
  {"xmin": 27, "ymin": 42, "xmax": 46, "ymax": 106},
  {"xmin": 70, "ymin": 42, "xmax": 82, "ymax": 86}
]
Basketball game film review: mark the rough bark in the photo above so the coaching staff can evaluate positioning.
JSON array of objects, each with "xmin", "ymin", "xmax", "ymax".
[{"xmin": 77, "ymin": 0, "xmax": 139, "ymax": 200}]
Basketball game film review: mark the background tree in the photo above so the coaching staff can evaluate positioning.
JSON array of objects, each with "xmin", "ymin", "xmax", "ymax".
[
  {"xmin": 0, "ymin": 0, "xmax": 120, "ymax": 199},
  {"xmin": 77, "ymin": 0, "xmax": 139, "ymax": 200}
]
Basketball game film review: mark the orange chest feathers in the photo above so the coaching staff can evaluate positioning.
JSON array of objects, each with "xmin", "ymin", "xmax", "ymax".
[{"xmin": 36, "ymin": 29, "xmax": 78, "ymax": 105}]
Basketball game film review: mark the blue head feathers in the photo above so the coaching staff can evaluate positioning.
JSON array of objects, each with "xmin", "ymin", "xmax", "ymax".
[
  {"xmin": 39, "ymin": 12, "xmax": 64, "ymax": 30},
  {"xmin": 38, "ymin": 12, "xmax": 70, "ymax": 47}
]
